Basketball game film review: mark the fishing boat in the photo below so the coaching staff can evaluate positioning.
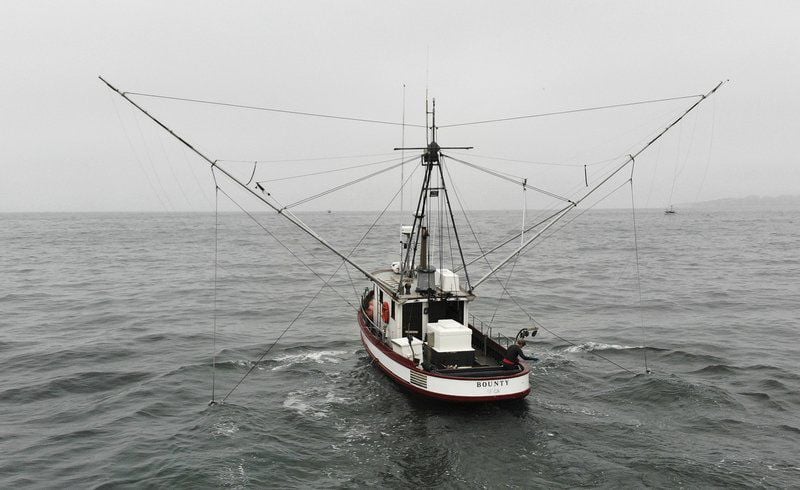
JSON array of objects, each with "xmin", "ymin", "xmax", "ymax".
[
  {"xmin": 665, "ymin": 205, "xmax": 677, "ymax": 214},
  {"xmin": 100, "ymin": 76, "xmax": 723, "ymax": 403},
  {"xmin": 355, "ymin": 110, "xmax": 537, "ymax": 401}
]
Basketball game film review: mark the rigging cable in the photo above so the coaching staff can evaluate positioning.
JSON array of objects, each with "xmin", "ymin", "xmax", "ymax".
[
  {"xmin": 444, "ymin": 154, "xmax": 572, "ymax": 203},
  {"xmin": 218, "ymin": 152, "xmax": 396, "ymax": 165},
  {"xmin": 255, "ymin": 156, "xmax": 404, "ymax": 184},
  {"xmin": 124, "ymin": 91, "xmax": 426, "ymax": 128},
  {"xmin": 442, "ymin": 162, "xmax": 638, "ymax": 374},
  {"xmin": 439, "ymin": 93, "xmax": 703, "ymax": 128},
  {"xmin": 279, "ymin": 156, "xmax": 419, "ymax": 210}
]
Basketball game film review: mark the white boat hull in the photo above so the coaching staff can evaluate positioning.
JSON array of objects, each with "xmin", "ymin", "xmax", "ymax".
[{"xmin": 359, "ymin": 323, "xmax": 531, "ymax": 402}]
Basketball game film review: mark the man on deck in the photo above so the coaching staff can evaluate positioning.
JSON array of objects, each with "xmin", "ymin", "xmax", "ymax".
[{"xmin": 502, "ymin": 339, "xmax": 539, "ymax": 369}]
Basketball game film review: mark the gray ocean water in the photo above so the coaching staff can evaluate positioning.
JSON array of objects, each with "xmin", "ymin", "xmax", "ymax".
[{"xmin": 1, "ymin": 208, "xmax": 798, "ymax": 488}]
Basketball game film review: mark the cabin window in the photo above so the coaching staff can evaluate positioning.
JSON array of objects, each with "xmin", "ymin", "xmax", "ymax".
[{"xmin": 427, "ymin": 300, "xmax": 465, "ymax": 325}]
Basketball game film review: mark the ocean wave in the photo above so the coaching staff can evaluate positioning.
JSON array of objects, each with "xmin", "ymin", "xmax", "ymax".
[
  {"xmin": 271, "ymin": 350, "xmax": 349, "ymax": 371},
  {"xmin": 660, "ymin": 350, "xmax": 727, "ymax": 364},
  {"xmin": 595, "ymin": 375, "xmax": 742, "ymax": 410},
  {"xmin": 559, "ymin": 342, "xmax": 642, "ymax": 353},
  {"xmin": 282, "ymin": 388, "xmax": 353, "ymax": 419},
  {"xmin": 0, "ymin": 371, "xmax": 152, "ymax": 404}
]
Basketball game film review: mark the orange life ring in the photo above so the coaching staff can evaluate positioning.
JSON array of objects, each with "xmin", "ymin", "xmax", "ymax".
[{"xmin": 382, "ymin": 301, "xmax": 390, "ymax": 324}]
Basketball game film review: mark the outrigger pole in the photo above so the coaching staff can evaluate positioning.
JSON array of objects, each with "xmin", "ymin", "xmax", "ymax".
[
  {"xmin": 471, "ymin": 80, "xmax": 726, "ymax": 290},
  {"xmin": 99, "ymin": 75, "xmax": 386, "ymax": 286}
]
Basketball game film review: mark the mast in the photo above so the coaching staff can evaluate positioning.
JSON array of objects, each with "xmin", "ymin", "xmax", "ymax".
[
  {"xmin": 394, "ymin": 98, "xmax": 473, "ymax": 293},
  {"xmin": 99, "ymin": 76, "xmax": 387, "ymax": 287}
]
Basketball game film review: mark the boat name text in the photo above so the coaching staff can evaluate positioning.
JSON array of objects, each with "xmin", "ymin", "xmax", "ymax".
[{"xmin": 476, "ymin": 380, "xmax": 509, "ymax": 388}]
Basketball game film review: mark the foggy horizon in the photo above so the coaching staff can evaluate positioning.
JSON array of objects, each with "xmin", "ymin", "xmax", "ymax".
[{"xmin": 2, "ymin": 1, "xmax": 798, "ymax": 213}]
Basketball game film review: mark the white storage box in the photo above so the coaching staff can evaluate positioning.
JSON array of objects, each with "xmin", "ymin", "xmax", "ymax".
[
  {"xmin": 427, "ymin": 319, "xmax": 472, "ymax": 352},
  {"xmin": 434, "ymin": 269, "xmax": 460, "ymax": 292},
  {"xmin": 390, "ymin": 336, "xmax": 423, "ymax": 359}
]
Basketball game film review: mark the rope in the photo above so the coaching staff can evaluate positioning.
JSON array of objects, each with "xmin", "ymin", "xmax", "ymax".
[
  {"xmin": 439, "ymin": 93, "xmax": 703, "ymax": 128},
  {"xmin": 124, "ymin": 91, "xmax": 426, "ymax": 128}
]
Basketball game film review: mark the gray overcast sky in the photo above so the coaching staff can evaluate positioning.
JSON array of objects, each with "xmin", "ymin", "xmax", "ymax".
[{"xmin": 2, "ymin": 0, "xmax": 798, "ymax": 212}]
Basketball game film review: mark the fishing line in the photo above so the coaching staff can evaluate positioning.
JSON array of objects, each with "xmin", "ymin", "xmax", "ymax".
[
  {"xmin": 210, "ymin": 183, "xmax": 219, "ymax": 404},
  {"xmin": 179, "ymin": 146, "xmax": 214, "ymax": 207},
  {"xmin": 124, "ymin": 91, "xmax": 426, "ymax": 128},
  {"xmin": 107, "ymin": 91, "xmax": 171, "ymax": 210},
  {"xmin": 156, "ymin": 128, "xmax": 194, "ymax": 208},
  {"xmin": 218, "ymin": 160, "xmax": 424, "ymax": 402},
  {"xmin": 499, "ymin": 181, "xmax": 641, "ymax": 373},
  {"xmin": 629, "ymin": 161, "xmax": 650, "ymax": 374},
  {"xmin": 695, "ymin": 97, "xmax": 717, "ymax": 202},
  {"xmin": 130, "ymin": 106, "xmax": 175, "ymax": 211}
]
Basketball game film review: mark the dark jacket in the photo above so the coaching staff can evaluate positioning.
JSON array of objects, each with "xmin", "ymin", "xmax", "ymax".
[{"xmin": 504, "ymin": 344, "xmax": 534, "ymax": 364}]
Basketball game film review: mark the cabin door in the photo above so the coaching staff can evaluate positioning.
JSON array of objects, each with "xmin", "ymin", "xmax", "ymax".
[{"xmin": 402, "ymin": 303, "xmax": 423, "ymax": 338}]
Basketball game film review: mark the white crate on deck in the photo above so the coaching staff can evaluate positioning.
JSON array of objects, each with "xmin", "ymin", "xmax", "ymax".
[
  {"xmin": 434, "ymin": 269, "xmax": 460, "ymax": 292},
  {"xmin": 390, "ymin": 337, "xmax": 423, "ymax": 360},
  {"xmin": 427, "ymin": 319, "xmax": 472, "ymax": 352}
]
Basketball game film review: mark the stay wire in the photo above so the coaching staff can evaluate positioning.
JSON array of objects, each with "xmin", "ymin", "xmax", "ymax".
[
  {"xmin": 218, "ymin": 153, "xmax": 396, "ymax": 164},
  {"xmin": 124, "ymin": 91, "xmax": 426, "ymax": 128},
  {"xmin": 444, "ymin": 154, "xmax": 572, "ymax": 203},
  {"xmin": 280, "ymin": 156, "xmax": 418, "ymax": 210},
  {"xmin": 255, "ymin": 156, "xmax": 404, "ymax": 184},
  {"xmin": 439, "ymin": 93, "xmax": 703, "ymax": 128}
]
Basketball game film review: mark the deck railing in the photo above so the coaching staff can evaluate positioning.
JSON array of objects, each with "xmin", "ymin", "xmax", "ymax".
[{"xmin": 469, "ymin": 314, "xmax": 514, "ymax": 351}]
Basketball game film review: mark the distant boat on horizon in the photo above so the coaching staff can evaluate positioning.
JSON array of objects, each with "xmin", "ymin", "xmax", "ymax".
[{"xmin": 665, "ymin": 205, "xmax": 676, "ymax": 215}]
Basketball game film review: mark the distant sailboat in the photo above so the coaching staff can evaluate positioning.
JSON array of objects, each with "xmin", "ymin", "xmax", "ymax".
[{"xmin": 664, "ymin": 205, "xmax": 676, "ymax": 215}]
